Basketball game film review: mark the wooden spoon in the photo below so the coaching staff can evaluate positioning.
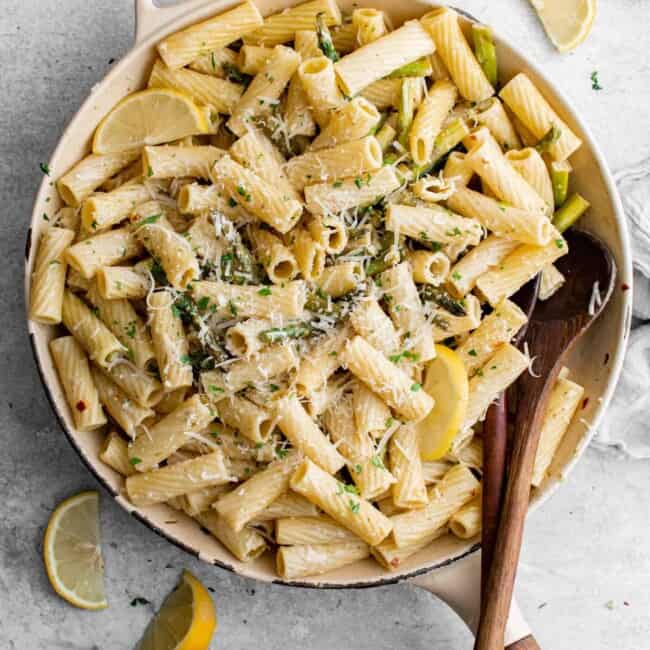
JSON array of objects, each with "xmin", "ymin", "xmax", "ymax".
[
  {"xmin": 480, "ymin": 276, "xmax": 540, "ymax": 607},
  {"xmin": 475, "ymin": 230, "xmax": 617, "ymax": 650}
]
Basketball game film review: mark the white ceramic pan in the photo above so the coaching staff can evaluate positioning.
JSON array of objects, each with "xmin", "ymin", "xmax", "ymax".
[{"xmin": 24, "ymin": 1, "xmax": 633, "ymax": 646}]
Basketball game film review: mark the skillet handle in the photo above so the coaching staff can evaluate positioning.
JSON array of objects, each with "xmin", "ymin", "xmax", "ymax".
[
  {"xmin": 134, "ymin": 0, "xmax": 216, "ymax": 45},
  {"xmin": 408, "ymin": 552, "xmax": 534, "ymax": 646}
]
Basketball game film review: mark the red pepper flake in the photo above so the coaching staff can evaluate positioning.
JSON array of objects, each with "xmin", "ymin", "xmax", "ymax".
[
  {"xmin": 75, "ymin": 400, "xmax": 87, "ymax": 412},
  {"xmin": 621, "ymin": 283, "xmax": 630, "ymax": 292},
  {"xmin": 582, "ymin": 397, "xmax": 590, "ymax": 410},
  {"xmin": 604, "ymin": 352, "xmax": 610, "ymax": 365}
]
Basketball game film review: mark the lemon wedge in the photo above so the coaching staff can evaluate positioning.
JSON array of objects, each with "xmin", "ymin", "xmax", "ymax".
[
  {"xmin": 416, "ymin": 344, "xmax": 469, "ymax": 461},
  {"xmin": 43, "ymin": 491, "xmax": 107, "ymax": 610},
  {"xmin": 93, "ymin": 88, "xmax": 209, "ymax": 154},
  {"xmin": 529, "ymin": 0, "xmax": 597, "ymax": 53},
  {"xmin": 136, "ymin": 570, "xmax": 217, "ymax": 650}
]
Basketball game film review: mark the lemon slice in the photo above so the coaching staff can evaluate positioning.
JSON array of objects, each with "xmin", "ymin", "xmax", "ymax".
[
  {"xmin": 416, "ymin": 344, "xmax": 469, "ymax": 461},
  {"xmin": 93, "ymin": 88, "xmax": 209, "ymax": 154},
  {"xmin": 43, "ymin": 491, "xmax": 107, "ymax": 610},
  {"xmin": 137, "ymin": 570, "xmax": 217, "ymax": 650},
  {"xmin": 529, "ymin": 0, "xmax": 596, "ymax": 53}
]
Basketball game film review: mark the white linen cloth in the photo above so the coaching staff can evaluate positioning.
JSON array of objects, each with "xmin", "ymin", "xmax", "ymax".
[{"xmin": 593, "ymin": 158, "xmax": 650, "ymax": 458}]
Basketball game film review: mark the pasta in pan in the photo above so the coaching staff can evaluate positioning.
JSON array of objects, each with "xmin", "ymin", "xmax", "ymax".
[{"xmin": 33, "ymin": 0, "xmax": 590, "ymax": 579}]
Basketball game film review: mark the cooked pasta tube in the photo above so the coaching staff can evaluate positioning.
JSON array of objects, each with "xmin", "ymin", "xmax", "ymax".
[
  {"xmin": 407, "ymin": 250, "xmax": 450, "ymax": 286},
  {"xmin": 86, "ymin": 283, "xmax": 154, "ymax": 369},
  {"xmin": 352, "ymin": 381, "xmax": 392, "ymax": 437},
  {"xmin": 342, "ymin": 336, "xmax": 434, "ymax": 422},
  {"xmin": 80, "ymin": 182, "xmax": 154, "ymax": 232},
  {"xmin": 224, "ymin": 318, "xmax": 270, "ymax": 358},
  {"xmin": 50, "ymin": 336, "xmax": 107, "ymax": 432},
  {"xmin": 476, "ymin": 236, "xmax": 567, "ymax": 306},
  {"xmin": 352, "ymin": 7, "xmax": 387, "ymax": 45},
  {"xmin": 96, "ymin": 262, "xmax": 149, "ymax": 300},
  {"xmin": 464, "ymin": 140, "xmax": 548, "ymax": 214},
  {"xmin": 334, "ymin": 20, "xmax": 435, "ymax": 97},
  {"xmin": 192, "ymin": 280, "xmax": 306, "ymax": 320},
  {"xmin": 505, "ymin": 147, "xmax": 554, "ymax": 213},
  {"xmin": 285, "ymin": 74, "xmax": 318, "ymax": 138},
  {"xmin": 276, "ymin": 541, "xmax": 369, "ymax": 580},
  {"xmin": 290, "ymin": 458, "xmax": 393, "ymax": 546},
  {"xmin": 447, "ymin": 235, "xmax": 518, "ymax": 297},
  {"xmin": 214, "ymin": 451, "xmax": 301, "ymax": 531},
  {"xmin": 157, "ymin": 0, "xmax": 263, "ymax": 69},
  {"xmin": 177, "ymin": 182, "xmax": 243, "ymax": 218},
  {"xmin": 90, "ymin": 367, "xmax": 154, "ymax": 439},
  {"xmin": 385, "ymin": 204, "xmax": 482, "ymax": 249},
  {"xmin": 57, "ymin": 150, "xmax": 140, "ymax": 207},
  {"xmin": 274, "ymin": 395, "xmax": 345, "ymax": 474},
  {"xmin": 291, "ymin": 228, "xmax": 326, "ymax": 280},
  {"xmin": 135, "ymin": 212, "xmax": 200, "ymax": 290},
  {"xmin": 421, "ymin": 7, "xmax": 493, "ymax": 102},
  {"xmin": 276, "ymin": 516, "xmax": 360, "ymax": 545},
  {"xmin": 390, "ymin": 464, "xmax": 480, "ymax": 548},
  {"xmin": 244, "ymin": 0, "xmax": 341, "ymax": 46},
  {"xmin": 154, "ymin": 387, "xmax": 188, "ymax": 415},
  {"xmin": 389, "ymin": 424, "xmax": 428, "ymax": 508},
  {"xmin": 227, "ymin": 45, "xmax": 301, "ymax": 136},
  {"xmin": 349, "ymin": 297, "xmax": 400, "ymax": 357},
  {"xmin": 178, "ymin": 485, "xmax": 230, "ymax": 516},
  {"xmin": 229, "ymin": 129, "xmax": 299, "ymax": 202},
  {"xmin": 102, "ymin": 360, "xmax": 163, "ymax": 408},
  {"xmin": 462, "ymin": 343, "xmax": 529, "ymax": 430},
  {"xmin": 62, "ymin": 291, "xmax": 126, "ymax": 368},
  {"xmin": 380, "ymin": 262, "xmax": 436, "ymax": 362},
  {"xmin": 211, "ymin": 155, "xmax": 303, "ymax": 233},
  {"xmin": 449, "ymin": 495, "xmax": 482, "ymax": 539},
  {"xmin": 216, "ymin": 395, "xmax": 276, "ymax": 444},
  {"xmin": 322, "ymin": 396, "xmax": 395, "ymax": 500},
  {"xmin": 195, "ymin": 510, "xmax": 268, "ymax": 562},
  {"xmin": 316, "ymin": 262, "xmax": 365, "ymax": 298},
  {"xmin": 285, "ymin": 136, "xmax": 383, "ymax": 191},
  {"xmin": 499, "ymin": 73, "xmax": 582, "ymax": 162},
  {"xmin": 29, "ymin": 227, "xmax": 75, "ymax": 324},
  {"xmin": 371, "ymin": 527, "xmax": 446, "ymax": 571},
  {"xmin": 456, "ymin": 298, "xmax": 527, "ymax": 376},
  {"xmin": 298, "ymin": 56, "xmax": 344, "ymax": 127},
  {"xmin": 142, "ymin": 145, "xmax": 224, "ymax": 180},
  {"xmin": 187, "ymin": 46, "xmax": 238, "ymax": 77},
  {"xmin": 430, "ymin": 293, "xmax": 483, "ymax": 342},
  {"xmin": 148, "ymin": 290, "xmax": 193, "ymax": 390},
  {"xmin": 100, "ymin": 431, "xmax": 135, "ymax": 477},
  {"xmin": 310, "ymin": 97, "xmax": 381, "ymax": 151},
  {"xmin": 409, "ymin": 80, "xmax": 458, "ymax": 165},
  {"xmin": 422, "ymin": 460, "xmax": 454, "ymax": 485},
  {"xmin": 255, "ymin": 492, "xmax": 321, "ymax": 521},
  {"xmin": 539, "ymin": 263, "xmax": 565, "ymax": 301},
  {"xmin": 65, "ymin": 226, "xmax": 143, "ymax": 279},
  {"xmin": 201, "ymin": 344, "xmax": 297, "ymax": 396},
  {"xmin": 294, "ymin": 324, "xmax": 350, "ymax": 394},
  {"xmin": 532, "ymin": 368, "xmax": 584, "ymax": 487},
  {"xmin": 471, "ymin": 97, "xmax": 521, "ymax": 151},
  {"xmin": 360, "ymin": 78, "xmax": 401, "ymax": 110},
  {"xmin": 305, "ymin": 166, "xmax": 401, "ymax": 216},
  {"xmin": 248, "ymin": 226, "xmax": 298, "ymax": 284},
  {"xmin": 128, "ymin": 394, "xmax": 215, "ymax": 470},
  {"xmin": 446, "ymin": 186, "xmax": 554, "ymax": 245},
  {"xmin": 237, "ymin": 45, "xmax": 274, "ymax": 74}
]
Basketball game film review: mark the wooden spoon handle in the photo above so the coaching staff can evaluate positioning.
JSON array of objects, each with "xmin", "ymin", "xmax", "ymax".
[
  {"xmin": 480, "ymin": 394, "xmax": 508, "ymax": 607},
  {"xmin": 507, "ymin": 635, "xmax": 542, "ymax": 650},
  {"xmin": 475, "ymin": 322, "xmax": 566, "ymax": 650}
]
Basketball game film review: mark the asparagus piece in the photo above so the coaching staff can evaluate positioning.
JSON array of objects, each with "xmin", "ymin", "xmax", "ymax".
[
  {"xmin": 535, "ymin": 125, "xmax": 562, "ymax": 154},
  {"xmin": 552, "ymin": 193, "xmax": 590, "ymax": 233},
  {"xmin": 316, "ymin": 12, "xmax": 340, "ymax": 63},
  {"xmin": 550, "ymin": 160, "xmax": 572, "ymax": 209},
  {"xmin": 414, "ymin": 117, "xmax": 470, "ymax": 177},
  {"xmin": 472, "ymin": 24, "xmax": 498, "ymax": 88},
  {"xmin": 419, "ymin": 285, "xmax": 467, "ymax": 317},
  {"xmin": 387, "ymin": 57, "xmax": 433, "ymax": 79},
  {"xmin": 259, "ymin": 323, "xmax": 312, "ymax": 343},
  {"xmin": 220, "ymin": 235, "xmax": 261, "ymax": 285}
]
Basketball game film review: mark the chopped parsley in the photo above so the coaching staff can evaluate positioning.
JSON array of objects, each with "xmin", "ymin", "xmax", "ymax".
[
  {"xmin": 348, "ymin": 499, "xmax": 360, "ymax": 514},
  {"xmin": 129, "ymin": 457, "xmax": 142, "ymax": 466},
  {"xmin": 590, "ymin": 71, "xmax": 603, "ymax": 91},
  {"xmin": 228, "ymin": 300, "xmax": 238, "ymax": 317},
  {"xmin": 555, "ymin": 238, "xmax": 564, "ymax": 249},
  {"xmin": 147, "ymin": 165, "xmax": 154, "ymax": 177},
  {"xmin": 228, "ymin": 197, "xmax": 238, "ymax": 208},
  {"xmin": 39, "ymin": 162, "xmax": 50, "ymax": 175},
  {"xmin": 410, "ymin": 383, "xmax": 422, "ymax": 392},
  {"xmin": 196, "ymin": 296, "xmax": 210, "ymax": 311},
  {"xmin": 354, "ymin": 464, "xmax": 362, "ymax": 474},
  {"xmin": 125, "ymin": 321, "xmax": 136, "ymax": 339},
  {"xmin": 452, "ymin": 271, "xmax": 462, "ymax": 281},
  {"xmin": 332, "ymin": 180, "xmax": 343, "ymax": 188},
  {"xmin": 258, "ymin": 287, "xmax": 272, "ymax": 296},
  {"xmin": 389, "ymin": 350, "xmax": 421, "ymax": 364},
  {"xmin": 236, "ymin": 184, "xmax": 252, "ymax": 202},
  {"xmin": 130, "ymin": 597, "xmax": 150, "ymax": 607},
  {"xmin": 371, "ymin": 455, "xmax": 385, "ymax": 470},
  {"xmin": 209, "ymin": 385, "xmax": 225, "ymax": 394},
  {"xmin": 136, "ymin": 213, "xmax": 162, "ymax": 228},
  {"xmin": 468, "ymin": 349, "xmax": 478, "ymax": 357}
]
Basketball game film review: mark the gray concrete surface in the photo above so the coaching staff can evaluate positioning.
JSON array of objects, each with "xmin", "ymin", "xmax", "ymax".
[{"xmin": 1, "ymin": 1, "xmax": 649, "ymax": 648}]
